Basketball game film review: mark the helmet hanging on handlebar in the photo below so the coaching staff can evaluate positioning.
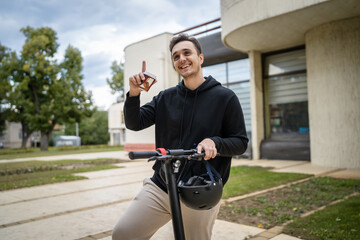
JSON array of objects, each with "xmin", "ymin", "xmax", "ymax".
[{"xmin": 177, "ymin": 161, "xmax": 223, "ymax": 210}]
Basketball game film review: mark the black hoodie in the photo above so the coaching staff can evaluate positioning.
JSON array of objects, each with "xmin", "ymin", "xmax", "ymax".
[{"xmin": 124, "ymin": 76, "xmax": 248, "ymax": 192}]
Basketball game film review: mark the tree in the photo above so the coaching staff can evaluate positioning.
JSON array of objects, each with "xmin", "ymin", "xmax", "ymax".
[
  {"xmin": 0, "ymin": 44, "xmax": 12, "ymax": 136},
  {"xmin": 0, "ymin": 26, "xmax": 95, "ymax": 151},
  {"xmin": 0, "ymin": 44, "xmax": 36, "ymax": 147},
  {"xmin": 57, "ymin": 45, "xmax": 94, "ymax": 127},
  {"xmin": 106, "ymin": 60, "xmax": 124, "ymax": 97},
  {"xmin": 64, "ymin": 110, "xmax": 109, "ymax": 145}
]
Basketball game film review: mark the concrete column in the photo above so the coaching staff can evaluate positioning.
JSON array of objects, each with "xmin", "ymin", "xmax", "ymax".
[
  {"xmin": 306, "ymin": 17, "xmax": 360, "ymax": 168},
  {"xmin": 109, "ymin": 131, "xmax": 114, "ymax": 146},
  {"xmin": 249, "ymin": 50, "xmax": 264, "ymax": 160}
]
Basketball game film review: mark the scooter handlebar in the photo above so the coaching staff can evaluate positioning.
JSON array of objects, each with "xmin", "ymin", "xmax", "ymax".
[
  {"xmin": 128, "ymin": 149, "xmax": 197, "ymax": 160},
  {"xmin": 128, "ymin": 148, "xmax": 219, "ymax": 160},
  {"xmin": 129, "ymin": 151, "xmax": 160, "ymax": 160}
]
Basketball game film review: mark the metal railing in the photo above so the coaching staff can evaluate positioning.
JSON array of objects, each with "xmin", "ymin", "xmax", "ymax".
[{"xmin": 173, "ymin": 18, "xmax": 221, "ymax": 37}]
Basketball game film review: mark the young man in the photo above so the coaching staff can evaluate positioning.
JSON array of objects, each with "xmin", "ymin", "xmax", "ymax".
[{"xmin": 112, "ymin": 34, "xmax": 248, "ymax": 240}]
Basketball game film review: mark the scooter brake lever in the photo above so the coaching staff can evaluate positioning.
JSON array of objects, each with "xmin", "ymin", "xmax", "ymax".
[
  {"xmin": 188, "ymin": 153, "xmax": 204, "ymax": 161},
  {"xmin": 147, "ymin": 156, "xmax": 158, "ymax": 162}
]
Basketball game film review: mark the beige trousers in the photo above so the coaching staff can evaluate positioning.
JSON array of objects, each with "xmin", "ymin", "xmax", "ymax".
[{"xmin": 112, "ymin": 178, "xmax": 220, "ymax": 240}]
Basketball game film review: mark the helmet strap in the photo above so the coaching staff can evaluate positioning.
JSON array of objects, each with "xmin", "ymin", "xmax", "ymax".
[{"xmin": 205, "ymin": 161, "xmax": 215, "ymax": 182}]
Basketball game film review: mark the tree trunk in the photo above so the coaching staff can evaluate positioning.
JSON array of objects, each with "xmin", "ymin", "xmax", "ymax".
[
  {"xmin": 21, "ymin": 135, "xmax": 30, "ymax": 148},
  {"xmin": 20, "ymin": 121, "xmax": 31, "ymax": 148},
  {"xmin": 40, "ymin": 131, "xmax": 51, "ymax": 151}
]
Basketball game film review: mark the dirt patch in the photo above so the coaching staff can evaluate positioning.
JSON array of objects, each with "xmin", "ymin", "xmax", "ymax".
[{"xmin": 60, "ymin": 163, "xmax": 93, "ymax": 170}]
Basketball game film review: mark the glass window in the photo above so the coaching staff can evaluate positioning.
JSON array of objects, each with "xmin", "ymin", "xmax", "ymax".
[
  {"xmin": 229, "ymin": 81, "xmax": 251, "ymax": 133},
  {"xmin": 268, "ymin": 73, "xmax": 308, "ymax": 105},
  {"xmin": 269, "ymin": 102, "xmax": 309, "ymax": 141},
  {"xmin": 264, "ymin": 49, "xmax": 309, "ymax": 141},
  {"xmin": 265, "ymin": 49, "xmax": 306, "ymax": 76},
  {"xmin": 228, "ymin": 59, "xmax": 250, "ymax": 83}
]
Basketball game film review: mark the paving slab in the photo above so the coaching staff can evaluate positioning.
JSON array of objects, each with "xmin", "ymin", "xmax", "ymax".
[
  {"xmin": 150, "ymin": 219, "xmax": 265, "ymax": 240},
  {"xmin": 270, "ymin": 233, "xmax": 303, "ymax": 240},
  {"xmin": 271, "ymin": 163, "xmax": 339, "ymax": 176},
  {"xmin": 325, "ymin": 169, "xmax": 360, "ymax": 179},
  {"xmin": 0, "ymin": 181, "xmax": 142, "ymax": 225},
  {"xmin": 0, "ymin": 201, "xmax": 131, "ymax": 240},
  {"xmin": 231, "ymin": 159, "xmax": 308, "ymax": 169},
  {"xmin": 0, "ymin": 167, "xmax": 152, "ymax": 206},
  {"xmin": 99, "ymin": 237, "xmax": 111, "ymax": 240}
]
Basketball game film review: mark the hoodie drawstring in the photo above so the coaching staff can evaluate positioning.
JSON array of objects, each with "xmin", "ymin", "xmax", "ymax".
[
  {"xmin": 178, "ymin": 89, "xmax": 188, "ymax": 147},
  {"xmin": 188, "ymin": 88, "xmax": 199, "ymax": 136}
]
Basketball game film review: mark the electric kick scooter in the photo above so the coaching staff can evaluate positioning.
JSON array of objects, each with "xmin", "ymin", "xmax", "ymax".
[{"xmin": 129, "ymin": 148, "xmax": 214, "ymax": 240}]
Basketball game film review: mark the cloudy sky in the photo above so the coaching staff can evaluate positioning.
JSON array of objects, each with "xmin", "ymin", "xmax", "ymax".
[{"xmin": 0, "ymin": 0, "xmax": 220, "ymax": 109}]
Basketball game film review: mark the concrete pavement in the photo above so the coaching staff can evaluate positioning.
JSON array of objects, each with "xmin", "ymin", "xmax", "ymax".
[{"xmin": 0, "ymin": 151, "xmax": 359, "ymax": 240}]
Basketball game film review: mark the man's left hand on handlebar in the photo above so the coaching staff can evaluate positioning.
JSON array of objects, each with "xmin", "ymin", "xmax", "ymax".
[{"xmin": 197, "ymin": 138, "xmax": 217, "ymax": 160}]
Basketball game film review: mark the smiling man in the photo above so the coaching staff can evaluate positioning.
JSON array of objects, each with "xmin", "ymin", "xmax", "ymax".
[{"xmin": 112, "ymin": 33, "xmax": 248, "ymax": 240}]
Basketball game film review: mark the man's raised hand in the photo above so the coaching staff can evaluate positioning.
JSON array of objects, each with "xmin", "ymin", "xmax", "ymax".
[{"xmin": 129, "ymin": 60, "xmax": 147, "ymax": 97}]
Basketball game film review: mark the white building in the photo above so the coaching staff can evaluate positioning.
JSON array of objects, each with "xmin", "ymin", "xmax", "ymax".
[
  {"xmin": 0, "ymin": 122, "xmax": 39, "ymax": 148},
  {"xmin": 108, "ymin": 98, "xmax": 126, "ymax": 146}
]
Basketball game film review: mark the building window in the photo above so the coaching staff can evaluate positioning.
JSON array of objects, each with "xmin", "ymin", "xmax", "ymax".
[
  {"xmin": 203, "ymin": 59, "xmax": 251, "ymax": 136},
  {"xmin": 264, "ymin": 48, "xmax": 309, "ymax": 141}
]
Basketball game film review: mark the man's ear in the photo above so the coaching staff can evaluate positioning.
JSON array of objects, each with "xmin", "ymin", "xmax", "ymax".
[{"xmin": 199, "ymin": 53, "xmax": 204, "ymax": 65}]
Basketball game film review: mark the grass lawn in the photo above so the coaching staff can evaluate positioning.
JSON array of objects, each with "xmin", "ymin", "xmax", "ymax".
[
  {"xmin": 222, "ymin": 165, "xmax": 311, "ymax": 198},
  {"xmin": 0, "ymin": 145, "xmax": 124, "ymax": 160},
  {"xmin": 0, "ymin": 158, "xmax": 127, "ymax": 190},
  {"xmin": 284, "ymin": 194, "xmax": 360, "ymax": 240}
]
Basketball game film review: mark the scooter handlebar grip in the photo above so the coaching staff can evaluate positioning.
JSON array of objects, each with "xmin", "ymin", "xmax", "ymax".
[{"xmin": 129, "ymin": 151, "xmax": 159, "ymax": 160}]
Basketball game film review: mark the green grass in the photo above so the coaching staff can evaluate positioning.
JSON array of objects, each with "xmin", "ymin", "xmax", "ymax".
[
  {"xmin": 0, "ymin": 158, "xmax": 126, "ymax": 191},
  {"xmin": 0, "ymin": 145, "xmax": 124, "ymax": 160},
  {"xmin": 222, "ymin": 166, "xmax": 311, "ymax": 198},
  {"xmin": 284, "ymin": 194, "xmax": 360, "ymax": 240}
]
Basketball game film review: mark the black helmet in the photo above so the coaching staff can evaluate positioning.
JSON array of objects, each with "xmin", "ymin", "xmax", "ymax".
[{"xmin": 178, "ymin": 161, "xmax": 223, "ymax": 210}]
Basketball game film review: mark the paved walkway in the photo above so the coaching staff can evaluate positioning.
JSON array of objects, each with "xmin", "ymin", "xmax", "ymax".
[{"xmin": 0, "ymin": 151, "xmax": 359, "ymax": 240}]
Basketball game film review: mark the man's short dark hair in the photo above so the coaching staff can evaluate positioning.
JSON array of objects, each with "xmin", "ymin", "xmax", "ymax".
[{"xmin": 169, "ymin": 33, "xmax": 202, "ymax": 55}]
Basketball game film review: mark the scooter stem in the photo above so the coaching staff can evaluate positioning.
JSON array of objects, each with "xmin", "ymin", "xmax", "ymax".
[{"xmin": 162, "ymin": 159, "xmax": 186, "ymax": 240}]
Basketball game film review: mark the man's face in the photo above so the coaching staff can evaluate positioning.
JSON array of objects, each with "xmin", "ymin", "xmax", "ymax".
[{"xmin": 171, "ymin": 41, "xmax": 204, "ymax": 78}]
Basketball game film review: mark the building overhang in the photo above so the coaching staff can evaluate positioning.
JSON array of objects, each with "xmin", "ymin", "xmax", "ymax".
[
  {"xmin": 198, "ymin": 32, "xmax": 248, "ymax": 66},
  {"xmin": 221, "ymin": 0, "xmax": 360, "ymax": 53}
]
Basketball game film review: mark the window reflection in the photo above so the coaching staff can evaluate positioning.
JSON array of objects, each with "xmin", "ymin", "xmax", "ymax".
[
  {"xmin": 203, "ymin": 59, "xmax": 250, "ymax": 86},
  {"xmin": 228, "ymin": 59, "xmax": 250, "ymax": 83},
  {"xmin": 202, "ymin": 63, "xmax": 226, "ymax": 83}
]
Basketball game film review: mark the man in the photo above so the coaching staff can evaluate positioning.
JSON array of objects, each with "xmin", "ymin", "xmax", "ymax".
[{"xmin": 112, "ymin": 33, "xmax": 248, "ymax": 240}]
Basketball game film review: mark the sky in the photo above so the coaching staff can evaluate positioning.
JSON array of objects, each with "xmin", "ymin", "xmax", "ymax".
[{"xmin": 0, "ymin": 0, "xmax": 220, "ymax": 110}]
